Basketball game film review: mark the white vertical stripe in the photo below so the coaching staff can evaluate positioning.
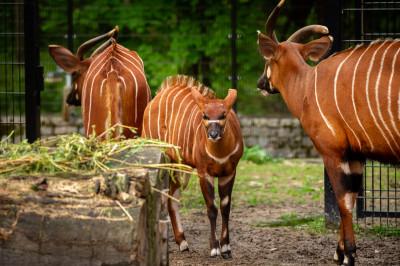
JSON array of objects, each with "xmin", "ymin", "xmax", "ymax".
[
  {"xmin": 192, "ymin": 118, "xmax": 202, "ymax": 163},
  {"xmin": 351, "ymin": 44, "xmax": 375, "ymax": 150},
  {"xmin": 374, "ymin": 41, "xmax": 400, "ymax": 152},
  {"xmin": 183, "ymin": 105, "xmax": 197, "ymax": 158},
  {"xmin": 314, "ymin": 67, "xmax": 336, "ymax": 136},
  {"xmin": 387, "ymin": 44, "xmax": 400, "ymax": 140},
  {"xmin": 173, "ymin": 94, "xmax": 192, "ymax": 146},
  {"xmin": 85, "ymin": 59, "xmax": 110, "ymax": 136},
  {"xmin": 334, "ymin": 48, "xmax": 361, "ymax": 148},
  {"xmin": 111, "ymin": 56, "xmax": 139, "ymax": 122},
  {"xmin": 365, "ymin": 41, "xmax": 400, "ymax": 159},
  {"xmin": 147, "ymin": 99, "xmax": 154, "ymax": 139}
]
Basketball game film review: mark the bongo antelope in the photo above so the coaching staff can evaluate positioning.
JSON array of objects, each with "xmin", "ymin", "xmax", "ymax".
[
  {"xmin": 48, "ymin": 27, "xmax": 151, "ymax": 137},
  {"xmin": 142, "ymin": 75, "xmax": 243, "ymax": 259},
  {"xmin": 257, "ymin": 1, "xmax": 400, "ymax": 265}
]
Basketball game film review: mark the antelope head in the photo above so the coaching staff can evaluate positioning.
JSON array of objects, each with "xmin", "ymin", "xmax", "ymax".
[
  {"xmin": 48, "ymin": 26, "xmax": 119, "ymax": 105},
  {"xmin": 192, "ymin": 88, "xmax": 237, "ymax": 142},
  {"xmin": 257, "ymin": 0, "xmax": 332, "ymax": 96}
]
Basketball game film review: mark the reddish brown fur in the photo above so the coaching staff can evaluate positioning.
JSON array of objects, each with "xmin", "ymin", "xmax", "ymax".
[
  {"xmin": 142, "ymin": 75, "xmax": 243, "ymax": 258},
  {"xmin": 257, "ymin": 1, "xmax": 400, "ymax": 265},
  {"xmin": 49, "ymin": 38, "xmax": 150, "ymax": 138}
]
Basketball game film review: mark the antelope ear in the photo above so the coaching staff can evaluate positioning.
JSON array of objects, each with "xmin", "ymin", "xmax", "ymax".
[
  {"xmin": 48, "ymin": 45, "xmax": 81, "ymax": 73},
  {"xmin": 257, "ymin": 31, "xmax": 278, "ymax": 60},
  {"xmin": 300, "ymin": 35, "xmax": 333, "ymax": 62},
  {"xmin": 191, "ymin": 87, "xmax": 205, "ymax": 110},
  {"xmin": 224, "ymin": 89, "xmax": 237, "ymax": 110}
]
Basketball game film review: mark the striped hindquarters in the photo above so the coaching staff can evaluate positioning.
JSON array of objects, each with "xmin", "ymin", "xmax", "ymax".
[
  {"xmin": 81, "ymin": 42, "xmax": 151, "ymax": 137},
  {"xmin": 142, "ymin": 75, "xmax": 213, "ymax": 163},
  {"xmin": 314, "ymin": 40, "xmax": 400, "ymax": 161}
]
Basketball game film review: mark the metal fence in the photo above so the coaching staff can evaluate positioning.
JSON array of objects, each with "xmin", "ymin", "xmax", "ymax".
[
  {"xmin": 324, "ymin": 0, "xmax": 400, "ymax": 228},
  {"xmin": 0, "ymin": 0, "xmax": 42, "ymax": 143},
  {"xmin": 0, "ymin": 1, "xmax": 25, "ymax": 142}
]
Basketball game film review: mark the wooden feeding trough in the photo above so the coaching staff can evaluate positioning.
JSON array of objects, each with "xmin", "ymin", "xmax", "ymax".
[{"xmin": 0, "ymin": 148, "xmax": 170, "ymax": 266}]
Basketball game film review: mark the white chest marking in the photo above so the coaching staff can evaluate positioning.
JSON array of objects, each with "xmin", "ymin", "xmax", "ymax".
[{"xmin": 205, "ymin": 143, "xmax": 239, "ymax": 165}]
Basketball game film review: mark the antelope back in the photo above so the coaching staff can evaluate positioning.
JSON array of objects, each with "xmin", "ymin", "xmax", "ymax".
[
  {"xmin": 81, "ymin": 42, "xmax": 151, "ymax": 138},
  {"xmin": 142, "ymin": 75, "xmax": 217, "ymax": 163}
]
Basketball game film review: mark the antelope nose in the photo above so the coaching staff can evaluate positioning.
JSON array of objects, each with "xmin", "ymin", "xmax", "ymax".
[
  {"xmin": 257, "ymin": 75, "xmax": 267, "ymax": 90},
  {"xmin": 209, "ymin": 130, "xmax": 219, "ymax": 139}
]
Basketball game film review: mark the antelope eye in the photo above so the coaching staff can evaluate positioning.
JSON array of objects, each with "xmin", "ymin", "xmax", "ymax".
[
  {"xmin": 203, "ymin": 114, "xmax": 209, "ymax": 120},
  {"xmin": 218, "ymin": 113, "xmax": 226, "ymax": 120}
]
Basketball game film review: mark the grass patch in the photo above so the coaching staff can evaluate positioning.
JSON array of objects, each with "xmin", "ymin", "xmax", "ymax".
[
  {"xmin": 255, "ymin": 213, "xmax": 328, "ymax": 234},
  {"xmin": 180, "ymin": 159, "xmax": 324, "ymax": 211},
  {"xmin": 361, "ymin": 226, "xmax": 400, "ymax": 237}
]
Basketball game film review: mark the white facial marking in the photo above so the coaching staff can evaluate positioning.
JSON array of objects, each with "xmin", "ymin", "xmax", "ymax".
[
  {"xmin": 266, "ymin": 66, "xmax": 271, "ymax": 79},
  {"xmin": 221, "ymin": 244, "xmax": 231, "ymax": 253},
  {"xmin": 179, "ymin": 240, "xmax": 189, "ymax": 252},
  {"xmin": 221, "ymin": 196, "xmax": 230, "ymax": 207},
  {"xmin": 340, "ymin": 162, "xmax": 351, "ymax": 175}
]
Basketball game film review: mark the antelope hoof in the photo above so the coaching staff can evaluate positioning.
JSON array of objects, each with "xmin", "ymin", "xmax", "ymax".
[
  {"xmin": 179, "ymin": 240, "xmax": 189, "ymax": 252},
  {"xmin": 333, "ymin": 247, "xmax": 344, "ymax": 265},
  {"xmin": 343, "ymin": 254, "xmax": 355, "ymax": 266},
  {"xmin": 210, "ymin": 247, "xmax": 221, "ymax": 257},
  {"xmin": 221, "ymin": 244, "xmax": 232, "ymax": 259}
]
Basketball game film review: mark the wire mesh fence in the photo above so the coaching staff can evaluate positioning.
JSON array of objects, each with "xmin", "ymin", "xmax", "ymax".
[
  {"xmin": 340, "ymin": 0, "xmax": 400, "ymax": 229},
  {"xmin": 0, "ymin": 1, "xmax": 25, "ymax": 143}
]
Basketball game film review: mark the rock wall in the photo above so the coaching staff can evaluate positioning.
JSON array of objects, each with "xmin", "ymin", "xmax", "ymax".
[
  {"xmin": 40, "ymin": 115, "xmax": 319, "ymax": 158},
  {"xmin": 239, "ymin": 116, "xmax": 319, "ymax": 158}
]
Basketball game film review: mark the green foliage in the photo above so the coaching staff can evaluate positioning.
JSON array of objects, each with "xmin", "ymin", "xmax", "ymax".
[
  {"xmin": 38, "ymin": 0, "xmax": 320, "ymax": 115},
  {"xmin": 242, "ymin": 145, "xmax": 278, "ymax": 164}
]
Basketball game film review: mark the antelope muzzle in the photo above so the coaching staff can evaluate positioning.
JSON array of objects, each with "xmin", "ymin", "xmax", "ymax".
[
  {"xmin": 257, "ymin": 74, "xmax": 279, "ymax": 95},
  {"xmin": 207, "ymin": 121, "xmax": 223, "ymax": 142}
]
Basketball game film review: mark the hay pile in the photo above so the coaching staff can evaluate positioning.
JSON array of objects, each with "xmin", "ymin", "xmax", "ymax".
[{"xmin": 0, "ymin": 126, "xmax": 192, "ymax": 177}]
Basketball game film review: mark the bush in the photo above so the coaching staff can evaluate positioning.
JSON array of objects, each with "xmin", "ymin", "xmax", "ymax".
[{"xmin": 242, "ymin": 145, "xmax": 279, "ymax": 164}]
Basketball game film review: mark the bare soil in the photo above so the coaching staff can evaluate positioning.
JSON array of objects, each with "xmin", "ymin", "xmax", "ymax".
[{"xmin": 169, "ymin": 204, "xmax": 400, "ymax": 265}]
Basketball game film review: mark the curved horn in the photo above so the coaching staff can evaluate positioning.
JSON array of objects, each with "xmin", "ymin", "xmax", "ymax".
[
  {"xmin": 76, "ymin": 25, "xmax": 119, "ymax": 59},
  {"xmin": 265, "ymin": 0, "xmax": 285, "ymax": 42},
  {"xmin": 90, "ymin": 38, "xmax": 113, "ymax": 58},
  {"xmin": 287, "ymin": 25, "xmax": 329, "ymax": 43}
]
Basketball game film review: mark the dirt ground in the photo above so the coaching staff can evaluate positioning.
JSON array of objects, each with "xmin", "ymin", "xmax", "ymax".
[{"xmin": 169, "ymin": 204, "xmax": 400, "ymax": 265}]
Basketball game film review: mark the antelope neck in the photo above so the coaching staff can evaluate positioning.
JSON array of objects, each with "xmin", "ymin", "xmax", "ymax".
[{"xmin": 279, "ymin": 59, "xmax": 311, "ymax": 119}]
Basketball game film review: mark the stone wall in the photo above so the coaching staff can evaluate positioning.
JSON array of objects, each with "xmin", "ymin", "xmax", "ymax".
[
  {"xmin": 40, "ymin": 115, "xmax": 319, "ymax": 158},
  {"xmin": 239, "ymin": 116, "xmax": 318, "ymax": 158}
]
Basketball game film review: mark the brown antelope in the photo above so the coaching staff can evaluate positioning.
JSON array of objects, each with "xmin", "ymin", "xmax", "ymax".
[
  {"xmin": 257, "ymin": 1, "xmax": 400, "ymax": 265},
  {"xmin": 48, "ymin": 27, "xmax": 151, "ymax": 138},
  {"xmin": 142, "ymin": 75, "xmax": 243, "ymax": 258}
]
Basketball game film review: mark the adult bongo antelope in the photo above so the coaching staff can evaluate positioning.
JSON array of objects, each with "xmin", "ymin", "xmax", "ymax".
[
  {"xmin": 142, "ymin": 75, "xmax": 243, "ymax": 258},
  {"xmin": 257, "ymin": 1, "xmax": 400, "ymax": 265},
  {"xmin": 48, "ymin": 27, "xmax": 151, "ymax": 137}
]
